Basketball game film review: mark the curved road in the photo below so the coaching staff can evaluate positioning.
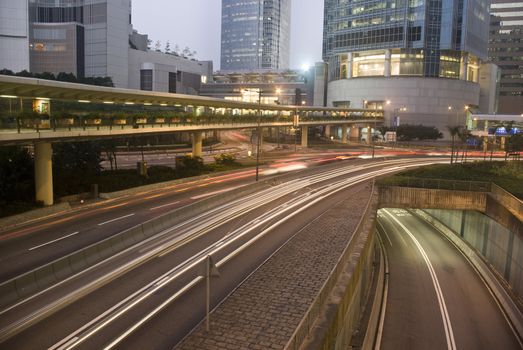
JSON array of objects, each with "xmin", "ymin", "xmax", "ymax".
[
  {"xmin": 0, "ymin": 158, "xmax": 444, "ymax": 349},
  {"xmin": 377, "ymin": 208, "xmax": 521, "ymax": 350}
]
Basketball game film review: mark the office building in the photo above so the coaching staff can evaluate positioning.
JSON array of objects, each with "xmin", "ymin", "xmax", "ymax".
[
  {"xmin": 1, "ymin": 1, "xmax": 211, "ymax": 94},
  {"xmin": 26, "ymin": 0, "xmax": 131, "ymax": 86},
  {"xmin": 489, "ymin": 0, "xmax": 523, "ymax": 114},
  {"xmin": 200, "ymin": 68, "xmax": 316, "ymax": 106},
  {"xmin": 322, "ymin": 0, "xmax": 491, "ymax": 137},
  {"xmin": 0, "ymin": 0, "xmax": 30, "ymax": 72},
  {"xmin": 221, "ymin": 0, "xmax": 291, "ymax": 71}
]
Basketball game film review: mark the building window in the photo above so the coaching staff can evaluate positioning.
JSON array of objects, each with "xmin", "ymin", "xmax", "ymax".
[
  {"xmin": 140, "ymin": 69, "xmax": 153, "ymax": 91},
  {"xmin": 169, "ymin": 72, "xmax": 177, "ymax": 93}
]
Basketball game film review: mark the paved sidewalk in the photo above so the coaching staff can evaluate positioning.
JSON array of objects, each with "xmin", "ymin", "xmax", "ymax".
[{"xmin": 175, "ymin": 182, "xmax": 373, "ymax": 350}]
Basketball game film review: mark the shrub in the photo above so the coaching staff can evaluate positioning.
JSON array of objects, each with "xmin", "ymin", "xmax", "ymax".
[{"xmin": 214, "ymin": 153, "xmax": 238, "ymax": 166}]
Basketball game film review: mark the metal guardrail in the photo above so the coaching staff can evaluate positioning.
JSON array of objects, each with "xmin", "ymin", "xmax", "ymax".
[
  {"xmin": 0, "ymin": 114, "xmax": 383, "ymax": 134},
  {"xmin": 285, "ymin": 181, "xmax": 378, "ymax": 350},
  {"xmin": 377, "ymin": 177, "xmax": 492, "ymax": 192}
]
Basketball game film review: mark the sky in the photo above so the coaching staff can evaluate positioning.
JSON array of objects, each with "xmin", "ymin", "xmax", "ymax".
[{"xmin": 132, "ymin": 0, "xmax": 324, "ymax": 70}]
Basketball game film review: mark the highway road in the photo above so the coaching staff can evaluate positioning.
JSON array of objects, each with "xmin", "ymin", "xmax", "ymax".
[
  {"xmin": 0, "ymin": 156, "xmax": 446, "ymax": 349},
  {"xmin": 377, "ymin": 208, "xmax": 521, "ymax": 350}
]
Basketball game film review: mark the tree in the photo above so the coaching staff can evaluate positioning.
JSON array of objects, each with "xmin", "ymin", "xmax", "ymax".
[
  {"xmin": 0, "ymin": 69, "xmax": 14, "ymax": 76},
  {"xmin": 395, "ymin": 124, "xmax": 443, "ymax": 141},
  {"xmin": 99, "ymin": 139, "xmax": 119, "ymax": 170},
  {"xmin": 165, "ymin": 41, "xmax": 171, "ymax": 54},
  {"xmin": 447, "ymin": 126, "xmax": 462, "ymax": 165},
  {"xmin": 53, "ymin": 141, "xmax": 102, "ymax": 175},
  {"xmin": 154, "ymin": 40, "xmax": 162, "ymax": 52},
  {"xmin": 0, "ymin": 146, "xmax": 34, "ymax": 206},
  {"xmin": 506, "ymin": 134, "xmax": 523, "ymax": 161}
]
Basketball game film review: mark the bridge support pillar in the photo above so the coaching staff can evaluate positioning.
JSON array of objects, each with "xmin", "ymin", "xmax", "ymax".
[
  {"xmin": 350, "ymin": 126, "xmax": 360, "ymax": 142},
  {"xmin": 341, "ymin": 124, "xmax": 348, "ymax": 144},
  {"xmin": 301, "ymin": 126, "xmax": 308, "ymax": 148},
  {"xmin": 192, "ymin": 132, "xmax": 203, "ymax": 158},
  {"xmin": 325, "ymin": 125, "xmax": 331, "ymax": 138},
  {"xmin": 366, "ymin": 126, "xmax": 372, "ymax": 143},
  {"xmin": 34, "ymin": 142, "xmax": 54, "ymax": 206}
]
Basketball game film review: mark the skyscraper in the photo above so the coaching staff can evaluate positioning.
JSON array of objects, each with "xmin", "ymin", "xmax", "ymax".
[
  {"xmin": 0, "ymin": 0, "xmax": 30, "ymax": 72},
  {"xmin": 489, "ymin": 0, "xmax": 523, "ymax": 114},
  {"xmin": 220, "ymin": 0, "xmax": 291, "ymax": 71},
  {"xmin": 322, "ymin": 0, "xmax": 491, "ymax": 137}
]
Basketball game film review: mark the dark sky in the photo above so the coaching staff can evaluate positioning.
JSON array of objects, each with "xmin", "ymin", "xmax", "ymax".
[{"xmin": 132, "ymin": 0, "xmax": 324, "ymax": 70}]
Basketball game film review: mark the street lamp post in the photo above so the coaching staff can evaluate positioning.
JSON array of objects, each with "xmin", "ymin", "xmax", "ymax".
[{"xmin": 242, "ymin": 88, "xmax": 280, "ymax": 182}]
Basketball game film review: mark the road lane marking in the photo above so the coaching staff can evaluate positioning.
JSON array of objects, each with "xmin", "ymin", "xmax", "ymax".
[
  {"xmin": 28, "ymin": 231, "xmax": 80, "ymax": 251},
  {"xmin": 190, "ymin": 187, "xmax": 234, "ymax": 200},
  {"xmin": 149, "ymin": 201, "xmax": 180, "ymax": 211},
  {"xmin": 97, "ymin": 214, "xmax": 135, "ymax": 226},
  {"xmin": 383, "ymin": 209, "xmax": 457, "ymax": 350},
  {"xmin": 377, "ymin": 221, "xmax": 393, "ymax": 247}
]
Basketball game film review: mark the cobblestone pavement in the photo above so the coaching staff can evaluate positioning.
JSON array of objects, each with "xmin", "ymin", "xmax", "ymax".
[{"xmin": 175, "ymin": 182, "xmax": 372, "ymax": 350}]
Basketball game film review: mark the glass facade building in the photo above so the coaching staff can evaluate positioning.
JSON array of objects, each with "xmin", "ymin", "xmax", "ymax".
[
  {"xmin": 29, "ymin": 0, "xmax": 85, "ymax": 78},
  {"xmin": 489, "ymin": 0, "xmax": 523, "ymax": 113},
  {"xmin": 322, "ymin": 0, "xmax": 490, "ymax": 82},
  {"xmin": 221, "ymin": 0, "xmax": 291, "ymax": 71}
]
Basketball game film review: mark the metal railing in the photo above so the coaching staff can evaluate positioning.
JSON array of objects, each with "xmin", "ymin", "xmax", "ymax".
[
  {"xmin": 0, "ymin": 113, "xmax": 384, "ymax": 134},
  {"xmin": 285, "ymin": 181, "xmax": 378, "ymax": 350}
]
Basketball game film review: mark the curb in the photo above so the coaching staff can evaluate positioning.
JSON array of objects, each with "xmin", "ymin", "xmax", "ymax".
[{"xmin": 0, "ymin": 203, "xmax": 71, "ymax": 232}]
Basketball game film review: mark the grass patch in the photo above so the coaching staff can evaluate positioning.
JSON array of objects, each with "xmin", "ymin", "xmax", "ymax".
[{"xmin": 378, "ymin": 161, "xmax": 523, "ymax": 199}]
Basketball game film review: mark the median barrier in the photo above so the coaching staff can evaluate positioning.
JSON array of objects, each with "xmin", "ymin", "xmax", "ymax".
[
  {"xmin": 52, "ymin": 258, "xmax": 73, "ymax": 280},
  {"xmin": 68, "ymin": 251, "xmax": 88, "ymax": 274},
  {"xmin": 34, "ymin": 265, "xmax": 57, "ymax": 289},
  {"xmin": 14, "ymin": 273, "xmax": 38, "ymax": 300},
  {"xmin": 83, "ymin": 245, "xmax": 102, "ymax": 266},
  {"xmin": 0, "ymin": 282, "xmax": 18, "ymax": 308}
]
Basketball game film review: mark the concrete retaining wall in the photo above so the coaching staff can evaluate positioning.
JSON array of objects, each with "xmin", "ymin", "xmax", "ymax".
[
  {"xmin": 423, "ymin": 208, "xmax": 523, "ymax": 305},
  {"xmin": 377, "ymin": 186, "xmax": 487, "ymax": 211},
  {"xmin": 413, "ymin": 209, "xmax": 523, "ymax": 339}
]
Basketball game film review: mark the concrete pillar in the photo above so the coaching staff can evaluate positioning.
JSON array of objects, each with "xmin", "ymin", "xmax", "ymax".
[
  {"xmin": 460, "ymin": 53, "xmax": 469, "ymax": 81},
  {"xmin": 483, "ymin": 137, "xmax": 488, "ymax": 152},
  {"xmin": 347, "ymin": 52, "xmax": 353, "ymax": 79},
  {"xmin": 192, "ymin": 132, "xmax": 203, "ymax": 158},
  {"xmin": 325, "ymin": 125, "xmax": 331, "ymax": 138},
  {"xmin": 384, "ymin": 49, "xmax": 391, "ymax": 77},
  {"xmin": 366, "ymin": 126, "xmax": 372, "ymax": 144},
  {"xmin": 301, "ymin": 126, "xmax": 308, "ymax": 148},
  {"xmin": 34, "ymin": 142, "xmax": 53, "ymax": 206},
  {"xmin": 341, "ymin": 124, "xmax": 348, "ymax": 144},
  {"xmin": 350, "ymin": 126, "xmax": 360, "ymax": 142},
  {"xmin": 500, "ymin": 136, "xmax": 506, "ymax": 150}
]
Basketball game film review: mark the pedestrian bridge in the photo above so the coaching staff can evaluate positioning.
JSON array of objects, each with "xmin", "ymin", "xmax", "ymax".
[
  {"xmin": 0, "ymin": 75, "xmax": 383, "ymax": 145},
  {"xmin": 0, "ymin": 74, "xmax": 385, "ymax": 206}
]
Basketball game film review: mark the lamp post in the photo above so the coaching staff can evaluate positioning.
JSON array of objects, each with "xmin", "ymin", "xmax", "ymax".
[{"xmin": 242, "ymin": 88, "xmax": 280, "ymax": 181}]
